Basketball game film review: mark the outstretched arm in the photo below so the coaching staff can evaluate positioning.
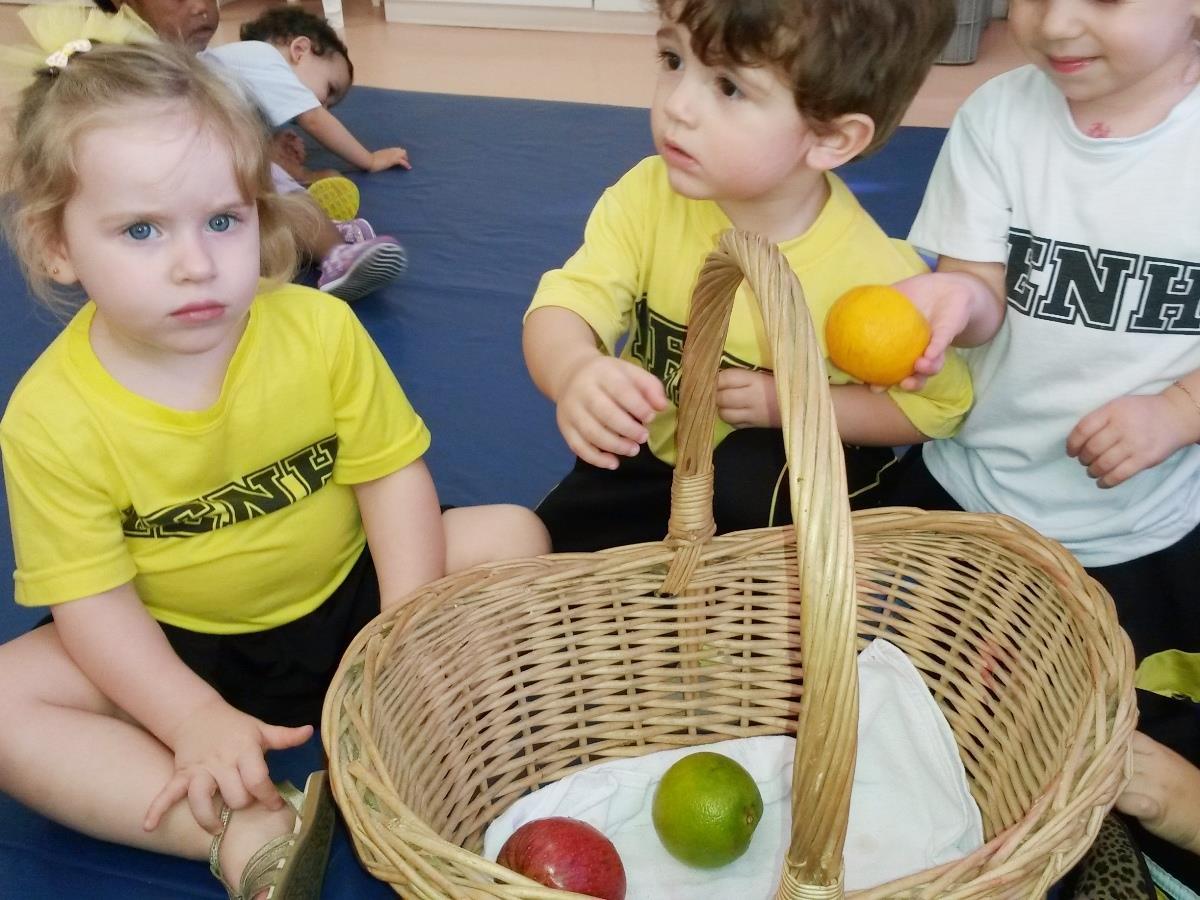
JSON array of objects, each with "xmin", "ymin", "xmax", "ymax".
[
  {"xmin": 296, "ymin": 106, "xmax": 411, "ymax": 172},
  {"xmin": 893, "ymin": 256, "xmax": 1007, "ymax": 391},
  {"xmin": 52, "ymin": 585, "xmax": 310, "ymax": 832}
]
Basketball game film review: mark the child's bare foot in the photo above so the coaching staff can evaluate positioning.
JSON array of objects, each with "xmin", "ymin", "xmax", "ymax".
[{"xmin": 1116, "ymin": 731, "xmax": 1200, "ymax": 854}]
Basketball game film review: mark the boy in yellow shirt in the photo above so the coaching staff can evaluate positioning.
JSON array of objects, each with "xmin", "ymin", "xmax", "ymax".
[{"xmin": 524, "ymin": 0, "xmax": 971, "ymax": 551}]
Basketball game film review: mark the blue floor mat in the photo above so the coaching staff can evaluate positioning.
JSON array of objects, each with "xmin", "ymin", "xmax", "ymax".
[{"xmin": 0, "ymin": 86, "xmax": 946, "ymax": 897}]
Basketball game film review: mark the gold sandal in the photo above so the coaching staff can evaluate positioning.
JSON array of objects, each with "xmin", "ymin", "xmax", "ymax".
[{"xmin": 208, "ymin": 770, "xmax": 335, "ymax": 900}]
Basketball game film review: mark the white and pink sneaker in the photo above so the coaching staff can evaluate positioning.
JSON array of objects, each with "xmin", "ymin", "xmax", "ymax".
[
  {"xmin": 333, "ymin": 218, "xmax": 376, "ymax": 244},
  {"xmin": 318, "ymin": 235, "xmax": 407, "ymax": 302}
]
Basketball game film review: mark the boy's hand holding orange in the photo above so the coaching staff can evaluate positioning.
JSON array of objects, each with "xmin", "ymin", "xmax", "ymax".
[
  {"xmin": 825, "ymin": 284, "xmax": 931, "ymax": 388},
  {"xmin": 557, "ymin": 356, "xmax": 667, "ymax": 470}
]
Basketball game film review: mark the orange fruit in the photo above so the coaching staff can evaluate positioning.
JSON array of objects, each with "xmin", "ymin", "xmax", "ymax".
[{"xmin": 825, "ymin": 284, "xmax": 930, "ymax": 386}]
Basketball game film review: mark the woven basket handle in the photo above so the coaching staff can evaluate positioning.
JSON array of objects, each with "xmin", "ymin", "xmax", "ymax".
[{"xmin": 661, "ymin": 230, "xmax": 857, "ymax": 899}]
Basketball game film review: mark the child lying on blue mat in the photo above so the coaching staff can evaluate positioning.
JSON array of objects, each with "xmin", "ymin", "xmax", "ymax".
[{"xmin": 202, "ymin": 7, "xmax": 410, "ymax": 302}]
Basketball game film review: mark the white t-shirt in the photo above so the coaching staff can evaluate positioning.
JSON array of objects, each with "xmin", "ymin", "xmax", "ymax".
[
  {"xmin": 200, "ymin": 41, "xmax": 320, "ymax": 128},
  {"xmin": 910, "ymin": 65, "xmax": 1200, "ymax": 567}
]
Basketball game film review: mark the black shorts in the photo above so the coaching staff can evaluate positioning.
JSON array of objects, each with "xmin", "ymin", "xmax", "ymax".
[
  {"xmin": 163, "ymin": 547, "xmax": 381, "ymax": 728},
  {"xmin": 536, "ymin": 428, "xmax": 898, "ymax": 552},
  {"xmin": 38, "ymin": 546, "xmax": 381, "ymax": 728}
]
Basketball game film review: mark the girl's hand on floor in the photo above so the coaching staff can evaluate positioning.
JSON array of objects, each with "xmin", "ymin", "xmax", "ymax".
[
  {"xmin": 143, "ymin": 698, "xmax": 312, "ymax": 833},
  {"xmin": 369, "ymin": 147, "xmax": 411, "ymax": 171},
  {"xmin": 1067, "ymin": 392, "xmax": 1194, "ymax": 488},
  {"xmin": 717, "ymin": 369, "xmax": 779, "ymax": 428},
  {"xmin": 557, "ymin": 355, "xmax": 667, "ymax": 470}
]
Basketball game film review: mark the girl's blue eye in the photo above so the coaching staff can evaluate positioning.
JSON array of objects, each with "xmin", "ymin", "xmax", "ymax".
[
  {"xmin": 208, "ymin": 213, "xmax": 234, "ymax": 232},
  {"xmin": 126, "ymin": 222, "xmax": 154, "ymax": 241},
  {"xmin": 658, "ymin": 50, "xmax": 681, "ymax": 71}
]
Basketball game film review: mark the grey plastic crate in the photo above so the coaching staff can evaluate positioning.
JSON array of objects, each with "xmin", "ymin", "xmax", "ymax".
[{"xmin": 936, "ymin": 0, "xmax": 991, "ymax": 65}]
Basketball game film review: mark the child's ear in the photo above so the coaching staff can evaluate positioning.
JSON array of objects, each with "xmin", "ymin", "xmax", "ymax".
[
  {"xmin": 288, "ymin": 36, "xmax": 313, "ymax": 62},
  {"xmin": 43, "ymin": 241, "xmax": 77, "ymax": 286},
  {"xmin": 804, "ymin": 113, "xmax": 875, "ymax": 172}
]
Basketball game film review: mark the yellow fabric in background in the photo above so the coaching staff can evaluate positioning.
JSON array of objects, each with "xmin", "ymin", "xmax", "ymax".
[{"xmin": 1136, "ymin": 650, "xmax": 1200, "ymax": 703}]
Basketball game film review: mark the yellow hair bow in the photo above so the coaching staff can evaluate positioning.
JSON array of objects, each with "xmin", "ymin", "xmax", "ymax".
[{"xmin": 0, "ymin": 5, "xmax": 157, "ymax": 89}]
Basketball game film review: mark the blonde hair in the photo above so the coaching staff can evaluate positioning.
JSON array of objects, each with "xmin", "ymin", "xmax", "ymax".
[{"xmin": 2, "ymin": 40, "xmax": 313, "ymax": 312}]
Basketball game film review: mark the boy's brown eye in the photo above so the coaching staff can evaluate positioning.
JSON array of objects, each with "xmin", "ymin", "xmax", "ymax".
[
  {"xmin": 657, "ymin": 50, "xmax": 681, "ymax": 71},
  {"xmin": 717, "ymin": 76, "xmax": 740, "ymax": 98}
]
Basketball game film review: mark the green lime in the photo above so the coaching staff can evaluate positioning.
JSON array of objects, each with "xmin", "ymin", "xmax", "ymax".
[{"xmin": 651, "ymin": 751, "xmax": 763, "ymax": 868}]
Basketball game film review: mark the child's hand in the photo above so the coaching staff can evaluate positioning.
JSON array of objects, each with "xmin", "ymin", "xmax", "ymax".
[
  {"xmin": 1116, "ymin": 731, "xmax": 1200, "ymax": 854},
  {"xmin": 143, "ymin": 697, "xmax": 312, "ymax": 833},
  {"xmin": 1067, "ymin": 391, "xmax": 1197, "ymax": 488},
  {"xmin": 368, "ymin": 147, "xmax": 411, "ymax": 172},
  {"xmin": 557, "ymin": 355, "xmax": 667, "ymax": 470},
  {"xmin": 890, "ymin": 273, "xmax": 974, "ymax": 392},
  {"xmin": 717, "ymin": 369, "xmax": 779, "ymax": 428}
]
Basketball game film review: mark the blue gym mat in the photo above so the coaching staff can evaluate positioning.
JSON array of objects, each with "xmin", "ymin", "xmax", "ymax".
[{"xmin": 0, "ymin": 86, "xmax": 946, "ymax": 897}]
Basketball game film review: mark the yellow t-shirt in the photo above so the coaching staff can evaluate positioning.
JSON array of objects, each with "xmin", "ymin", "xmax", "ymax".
[
  {"xmin": 0, "ymin": 284, "xmax": 430, "ymax": 634},
  {"xmin": 529, "ymin": 156, "xmax": 973, "ymax": 466}
]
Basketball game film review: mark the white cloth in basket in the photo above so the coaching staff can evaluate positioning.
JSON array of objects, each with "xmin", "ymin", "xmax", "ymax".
[{"xmin": 483, "ymin": 638, "xmax": 983, "ymax": 897}]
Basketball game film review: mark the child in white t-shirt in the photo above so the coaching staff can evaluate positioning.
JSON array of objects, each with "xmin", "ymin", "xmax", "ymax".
[
  {"xmin": 879, "ymin": 0, "xmax": 1200, "ymax": 890},
  {"xmin": 203, "ymin": 7, "xmax": 410, "ymax": 302}
]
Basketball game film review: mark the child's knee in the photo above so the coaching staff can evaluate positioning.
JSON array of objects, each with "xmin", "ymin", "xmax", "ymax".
[
  {"xmin": 511, "ymin": 505, "xmax": 551, "ymax": 556},
  {"xmin": 0, "ymin": 629, "xmax": 48, "ymax": 727},
  {"xmin": 0, "ymin": 623, "xmax": 115, "ymax": 720},
  {"xmin": 444, "ymin": 504, "xmax": 549, "ymax": 571},
  {"xmin": 486, "ymin": 504, "xmax": 550, "ymax": 558}
]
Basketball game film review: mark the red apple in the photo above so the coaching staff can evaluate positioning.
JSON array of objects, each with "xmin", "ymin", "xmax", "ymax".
[{"xmin": 497, "ymin": 816, "xmax": 626, "ymax": 900}]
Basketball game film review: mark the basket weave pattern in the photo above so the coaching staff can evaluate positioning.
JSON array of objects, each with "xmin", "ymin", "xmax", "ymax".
[{"xmin": 324, "ymin": 232, "xmax": 1134, "ymax": 898}]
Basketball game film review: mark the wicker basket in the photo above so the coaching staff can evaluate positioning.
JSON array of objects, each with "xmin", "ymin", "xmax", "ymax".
[{"xmin": 323, "ymin": 231, "xmax": 1135, "ymax": 898}]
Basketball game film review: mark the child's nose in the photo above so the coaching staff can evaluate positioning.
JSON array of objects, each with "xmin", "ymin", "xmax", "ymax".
[
  {"xmin": 171, "ymin": 233, "xmax": 217, "ymax": 283},
  {"xmin": 663, "ymin": 77, "xmax": 698, "ymax": 125},
  {"xmin": 1038, "ymin": 0, "xmax": 1083, "ymax": 41}
]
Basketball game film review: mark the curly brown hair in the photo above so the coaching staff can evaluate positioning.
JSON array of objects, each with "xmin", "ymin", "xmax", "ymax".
[{"xmin": 656, "ymin": 0, "xmax": 955, "ymax": 156}]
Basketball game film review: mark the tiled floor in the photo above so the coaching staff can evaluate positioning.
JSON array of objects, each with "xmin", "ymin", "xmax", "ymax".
[{"xmin": 0, "ymin": 0, "xmax": 1028, "ymax": 125}]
